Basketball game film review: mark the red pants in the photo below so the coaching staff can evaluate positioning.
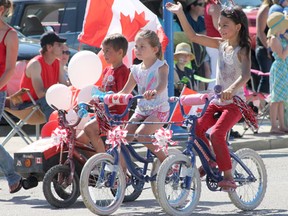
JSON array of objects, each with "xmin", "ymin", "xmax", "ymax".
[{"xmin": 195, "ymin": 103, "xmax": 242, "ymax": 171}]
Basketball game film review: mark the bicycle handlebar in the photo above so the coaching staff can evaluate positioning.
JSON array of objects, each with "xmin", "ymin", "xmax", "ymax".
[
  {"xmin": 103, "ymin": 94, "xmax": 142, "ymax": 120},
  {"xmin": 51, "ymin": 104, "xmax": 82, "ymax": 128},
  {"xmin": 180, "ymin": 93, "xmax": 209, "ymax": 106},
  {"xmin": 102, "ymin": 93, "xmax": 211, "ymax": 122},
  {"xmin": 104, "ymin": 93, "xmax": 134, "ymax": 105}
]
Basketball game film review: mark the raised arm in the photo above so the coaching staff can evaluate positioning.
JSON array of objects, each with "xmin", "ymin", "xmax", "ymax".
[
  {"xmin": 209, "ymin": 3, "xmax": 221, "ymax": 31},
  {"xmin": 165, "ymin": 2, "xmax": 221, "ymax": 49}
]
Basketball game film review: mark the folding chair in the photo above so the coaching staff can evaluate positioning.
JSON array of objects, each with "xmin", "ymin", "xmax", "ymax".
[
  {"xmin": 242, "ymin": 69, "xmax": 270, "ymax": 135},
  {"xmin": 1, "ymin": 88, "xmax": 46, "ymax": 146}
]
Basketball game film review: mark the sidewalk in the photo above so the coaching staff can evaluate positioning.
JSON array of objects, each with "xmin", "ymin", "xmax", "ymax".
[
  {"xmin": 230, "ymin": 120, "xmax": 288, "ymax": 151},
  {"xmin": 1, "ymin": 119, "xmax": 288, "ymax": 157}
]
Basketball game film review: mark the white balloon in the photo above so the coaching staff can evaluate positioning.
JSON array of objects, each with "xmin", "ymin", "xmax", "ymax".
[
  {"xmin": 46, "ymin": 84, "xmax": 72, "ymax": 110},
  {"xmin": 77, "ymin": 84, "xmax": 95, "ymax": 103},
  {"xmin": 66, "ymin": 109, "xmax": 78, "ymax": 124},
  {"xmin": 68, "ymin": 50, "xmax": 102, "ymax": 89}
]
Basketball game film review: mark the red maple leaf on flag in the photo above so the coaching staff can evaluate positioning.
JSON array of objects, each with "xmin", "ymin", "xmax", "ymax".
[
  {"xmin": 120, "ymin": 11, "xmax": 149, "ymax": 42},
  {"xmin": 196, "ymin": 107, "xmax": 203, "ymax": 114}
]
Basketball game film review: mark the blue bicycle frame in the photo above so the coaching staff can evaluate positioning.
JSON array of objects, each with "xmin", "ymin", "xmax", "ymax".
[{"xmin": 177, "ymin": 96, "xmax": 257, "ymax": 190}]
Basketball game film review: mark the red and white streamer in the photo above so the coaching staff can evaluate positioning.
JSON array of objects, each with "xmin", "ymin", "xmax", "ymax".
[
  {"xmin": 106, "ymin": 126, "xmax": 128, "ymax": 149},
  {"xmin": 153, "ymin": 128, "xmax": 178, "ymax": 155},
  {"xmin": 51, "ymin": 127, "xmax": 68, "ymax": 151}
]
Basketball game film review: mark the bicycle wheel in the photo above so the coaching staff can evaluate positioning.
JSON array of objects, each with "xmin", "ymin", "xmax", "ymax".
[
  {"xmin": 80, "ymin": 153, "xmax": 126, "ymax": 216},
  {"xmin": 229, "ymin": 148, "xmax": 267, "ymax": 210},
  {"xmin": 151, "ymin": 148, "xmax": 182, "ymax": 200},
  {"xmin": 42, "ymin": 164, "xmax": 80, "ymax": 208},
  {"xmin": 111, "ymin": 162, "xmax": 143, "ymax": 202},
  {"xmin": 156, "ymin": 154, "xmax": 201, "ymax": 216}
]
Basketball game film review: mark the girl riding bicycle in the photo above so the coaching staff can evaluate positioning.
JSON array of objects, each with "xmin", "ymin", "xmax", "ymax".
[
  {"xmin": 166, "ymin": 1, "xmax": 251, "ymax": 191},
  {"xmin": 119, "ymin": 29, "xmax": 169, "ymax": 164}
]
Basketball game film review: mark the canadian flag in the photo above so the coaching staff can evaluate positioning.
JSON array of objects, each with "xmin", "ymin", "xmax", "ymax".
[
  {"xmin": 169, "ymin": 86, "xmax": 198, "ymax": 124},
  {"xmin": 78, "ymin": 0, "xmax": 168, "ymax": 71}
]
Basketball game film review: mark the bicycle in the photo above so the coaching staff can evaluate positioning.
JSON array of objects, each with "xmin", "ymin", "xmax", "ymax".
[
  {"xmin": 79, "ymin": 94, "xmax": 182, "ymax": 215},
  {"xmin": 42, "ymin": 105, "xmax": 95, "ymax": 208},
  {"xmin": 155, "ymin": 90, "xmax": 267, "ymax": 215},
  {"xmin": 42, "ymin": 100, "xmax": 146, "ymax": 208}
]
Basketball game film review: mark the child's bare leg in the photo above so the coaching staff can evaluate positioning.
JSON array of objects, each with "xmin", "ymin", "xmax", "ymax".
[
  {"xmin": 76, "ymin": 123, "xmax": 96, "ymax": 157},
  {"xmin": 223, "ymin": 170, "xmax": 234, "ymax": 181},
  {"xmin": 76, "ymin": 128, "xmax": 90, "ymax": 144},
  {"xmin": 278, "ymin": 102, "xmax": 288, "ymax": 132},
  {"xmin": 120, "ymin": 116, "xmax": 142, "ymax": 172},
  {"xmin": 125, "ymin": 116, "xmax": 141, "ymax": 142},
  {"xmin": 135, "ymin": 115, "xmax": 166, "ymax": 162},
  {"xmin": 269, "ymin": 102, "xmax": 284, "ymax": 133},
  {"xmin": 84, "ymin": 119, "xmax": 105, "ymax": 153}
]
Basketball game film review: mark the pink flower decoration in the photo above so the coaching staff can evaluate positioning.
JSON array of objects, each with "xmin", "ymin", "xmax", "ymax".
[
  {"xmin": 152, "ymin": 128, "xmax": 178, "ymax": 155},
  {"xmin": 106, "ymin": 126, "xmax": 128, "ymax": 149},
  {"xmin": 52, "ymin": 127, "xmax": 68, "ymax": 151}
]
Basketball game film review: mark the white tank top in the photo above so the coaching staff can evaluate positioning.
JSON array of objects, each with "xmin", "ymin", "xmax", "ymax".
[
  {"xmin": 131, "ymin": 59, "xmax": 170, "ymax": 115},
  {"xmin": 213, "ymin": 41, "xmax": 245, "ymax": 105}
]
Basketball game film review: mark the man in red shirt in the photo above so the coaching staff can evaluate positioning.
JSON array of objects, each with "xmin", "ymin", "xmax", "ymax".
[{"xmin": 19, "ymin": 32, "xmax": 68, "ymax": 120}]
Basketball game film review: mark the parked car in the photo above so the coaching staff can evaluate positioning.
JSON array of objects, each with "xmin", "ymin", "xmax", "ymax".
[
  {"xmin": 16, "ymin": 29, "xmax": 77, "ymax": 61},
  {"xmin": 8, "ymin": 0, "xmax": 88, "ymax": 51},
  {"xmin": 17, "ymin": 29, "xmax": 41, "ymax": 60}
]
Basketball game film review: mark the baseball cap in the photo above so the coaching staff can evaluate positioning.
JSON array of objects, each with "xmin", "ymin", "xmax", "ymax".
[{"xmin": 40, "ymin": 31, "xmax": 67, "ymax": 48}]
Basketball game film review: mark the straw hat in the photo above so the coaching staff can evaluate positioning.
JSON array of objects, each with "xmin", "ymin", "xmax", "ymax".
[
  {"xmin": 174, "ymin": 42, "xmax": 195, "ymax": 60},
  {"xmin": 267, "ymin": 12, "xmax": 288, "ymax": 37}
]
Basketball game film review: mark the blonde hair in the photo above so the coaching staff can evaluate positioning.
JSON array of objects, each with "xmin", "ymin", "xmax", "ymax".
[
  {"xmin": 135, "ymin": 29, "xmax": 162, "ymax": 59},
  {"xmin": 0, "ymin": 0, "xmax": 12, "ymax": 17}
]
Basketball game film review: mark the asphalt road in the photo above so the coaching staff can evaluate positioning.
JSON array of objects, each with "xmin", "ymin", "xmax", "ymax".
[{"xmin": 1, "ymin": 148, "xmax": 288, "ymax": 216}]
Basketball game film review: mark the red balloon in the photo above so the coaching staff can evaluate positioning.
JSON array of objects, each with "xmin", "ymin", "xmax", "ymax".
[
  {"xmin": 41, "ymin": 120, "xmax": 59, "ymax": 138},
  {"xmin": 48, "ymin": 110, "xmax": 58, "ymax": 122}
]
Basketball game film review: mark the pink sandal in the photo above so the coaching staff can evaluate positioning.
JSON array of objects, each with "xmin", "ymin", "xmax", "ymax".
[{"xmin": 218, "ymin": 179, "xmax": 237, "ymax": 192}]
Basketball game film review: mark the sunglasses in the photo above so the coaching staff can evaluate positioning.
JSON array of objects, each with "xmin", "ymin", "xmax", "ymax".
[
  {"xmin": 194, "ymin": 2, "xmax": 205, "ymax": 7},
  {"xmin": 62, "ymin": 50, "xmax": 71, "ymax": 55}
]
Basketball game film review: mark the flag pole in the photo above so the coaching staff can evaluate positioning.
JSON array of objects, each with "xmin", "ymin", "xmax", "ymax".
[{"xmin": 163, "ymin": 0, "xmax": 174, "ymax": 98}]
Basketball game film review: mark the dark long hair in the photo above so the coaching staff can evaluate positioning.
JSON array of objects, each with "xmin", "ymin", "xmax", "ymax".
[{"xmin": 221, "ymin": 5, "xmax": 251, "ymax": 54}]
